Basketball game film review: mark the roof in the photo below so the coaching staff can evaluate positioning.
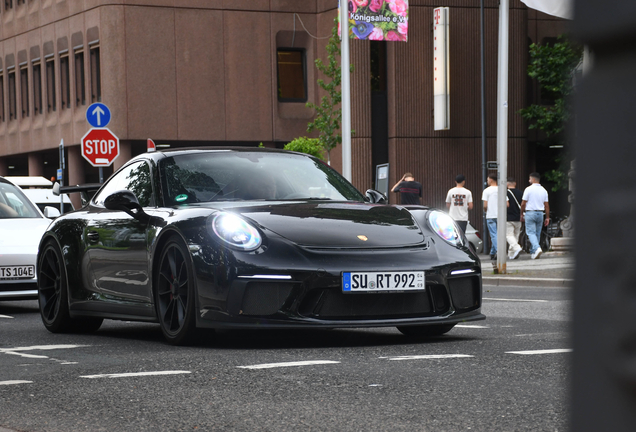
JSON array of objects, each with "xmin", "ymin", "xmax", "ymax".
[{"xmin": 3, "ymin": 176, "xmax": 54, "ymax": 188}]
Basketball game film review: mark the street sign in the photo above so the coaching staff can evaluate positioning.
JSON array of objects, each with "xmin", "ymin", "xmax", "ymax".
[
  {"xmin": 81, "ymin": 128, "xmax": 120, "ymax": 167},
  {"xmin": 86, "ymin": 102, "xmax": 112, "ymax": 128},
  {"xmin": 56, "ymin": 169, "xmax": 63, "ymax": 181},
  {"xmin": 147, "ymin": 138, "xmax": 156, "ymax": 152},
  {"xmin": 487, "ymin": 161, "xmax": 498, "ymax": 170}
]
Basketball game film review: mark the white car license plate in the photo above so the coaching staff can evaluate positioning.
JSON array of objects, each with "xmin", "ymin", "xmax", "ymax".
[
  {"xmin": 0, "ymin": 265, "xmax": 35, "ymax": 280},
  {"xmin": 342, "ymin": 271, "xmax": 425, "ymax": 292}
]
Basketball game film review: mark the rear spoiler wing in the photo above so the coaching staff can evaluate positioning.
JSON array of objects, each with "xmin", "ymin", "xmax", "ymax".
[{"xmin": 53, "ymin": 183, "xmax": 102, "ymax": 207}]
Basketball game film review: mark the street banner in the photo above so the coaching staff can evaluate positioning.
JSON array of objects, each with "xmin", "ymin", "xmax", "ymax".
[
  {"xmin": 520, "ymin": 0, "xmax": 572, "ymax": 19},
  {"xmin": 339, "ymin": 0, "xmax": 409, "ymax": 42},
  {"xmin": 434, "ymin": 7, "xmax": 450, "ymax": 130}
]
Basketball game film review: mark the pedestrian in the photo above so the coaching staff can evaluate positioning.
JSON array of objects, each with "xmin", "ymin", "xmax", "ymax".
[
  {"xmin": 391, "ymin": 172, "xmax": 422, "ymax": 205},
  {"xmin": 482, "ymin": 173, "xmax": 508, "ymax": 260},
  {"xmin": 506, "ymin": 177, "xmax": 523, "ymax": 259},
  {"xmin": 520, "ymin": 172, "xmax": 550, "ymax": 259},
  {"xmin": 445, "ymin": 174, "xmax": 473, "ymax": 233}
]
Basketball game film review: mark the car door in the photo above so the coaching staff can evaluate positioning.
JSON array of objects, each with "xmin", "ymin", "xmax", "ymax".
[{"xmin": 85, "ymin": 160, "xmax": 155, "ymax": 304}]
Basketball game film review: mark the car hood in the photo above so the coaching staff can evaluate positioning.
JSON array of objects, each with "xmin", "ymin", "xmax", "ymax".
[
  {"xmin": 0, "ymin": 218, "xmax": 51, "ymax": 250},
  {"xmin": 236, "ymin": 202, "xmax": 426, "ymax": 248}
]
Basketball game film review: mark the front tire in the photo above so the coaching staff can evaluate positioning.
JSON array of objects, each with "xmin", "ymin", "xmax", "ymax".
[
  {"xmin": 397, "ymin": 324, "xmax": 455, "ymax": 338},
  {"xmin": 155, "ymin": 236, "xmax": 199, "ymax": 345},
  {"xmin": 38, "ymin": 240, "xmax": 103, "ymax": 333}
]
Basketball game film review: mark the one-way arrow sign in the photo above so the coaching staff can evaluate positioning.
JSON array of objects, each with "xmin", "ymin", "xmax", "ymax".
[{"xmin": 86, "ymin": 102, "xmax": 111, "ymax": 128}]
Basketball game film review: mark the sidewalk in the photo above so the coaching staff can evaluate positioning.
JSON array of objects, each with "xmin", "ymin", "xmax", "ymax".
[{"xmin": 478, "ymin": 250, "xmax": 574, "ymax": 287}]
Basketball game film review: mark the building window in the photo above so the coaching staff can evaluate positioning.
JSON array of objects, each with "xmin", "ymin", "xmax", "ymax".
[
  {"xmin": 90, "ymin": 44, "xmax": 101, "ymax": 102},
  {"xmin": 0, "ymin": 73, "xmax": 4, "ymax": 122},
  {"xmin": 276, "ymin": 49, "xmax": 306, "ymax": 102},
  {"xmin": 60, "ymin": 53, "xmax": 70, "ymax": 109},
  {"xmin": 74, "ymin": 48, "xmax": 86, "ymax": 106},
  {"xmin": 20, "ymin": 63, "xmax": 29, "ymax": 118},
  {"xmin": 33, "ymin": 61, "xmax": 42, "ymax": 115},
  {"xmin": 5, "ymin": 0, "xmax": 13, "ymax": 10},
  {"xmin": 46, "ymin": 56, "xmax": 56, "ymax": 112},
  {"xmin": 8, "ymin": 68, "xmax": 17, "ymax": 121}
]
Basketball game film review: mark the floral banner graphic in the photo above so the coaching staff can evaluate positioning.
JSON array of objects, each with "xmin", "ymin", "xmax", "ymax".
[{"xmin": 339, "ymin": 0, "xmax": 409, "ymax": 42}]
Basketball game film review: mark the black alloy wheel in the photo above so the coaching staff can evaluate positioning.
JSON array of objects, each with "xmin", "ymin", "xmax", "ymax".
[
  {"xmin": 396, "ymin": 324, "xmax": 455, "ymax": 338},
  {"xmin": 156, "ymin": 236, "xmax": 198, "ymax": 345},
  {"xmin": 38, "ymin": 241, "xmax": 103, "ymax": 333}
]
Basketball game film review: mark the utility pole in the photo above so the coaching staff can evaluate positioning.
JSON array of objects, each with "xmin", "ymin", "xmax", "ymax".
[
  {"xmin": 496, "ymin": 0, "xmax": 509, "ymax": 273},
  {"xmin": 340, "ymin": 1, "xmax": 352, "ymax": 181}
]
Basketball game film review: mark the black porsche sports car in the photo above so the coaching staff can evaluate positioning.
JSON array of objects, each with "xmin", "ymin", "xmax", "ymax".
[{"xmin": 37, "ymin": 147, "xmax": 484, "ymax": 345}]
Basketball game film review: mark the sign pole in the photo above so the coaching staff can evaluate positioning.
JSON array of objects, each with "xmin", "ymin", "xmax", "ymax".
[
  {"xmin": 340, "ymin": 1, "xmax": 352, "ymax": 181},
  {"xmin": 59, "ymin": 139, "xmax": 65, "ymax": 215},
  {"xmin": 496, "ymin": 0, "xmax": 509, "ymax": 273}
]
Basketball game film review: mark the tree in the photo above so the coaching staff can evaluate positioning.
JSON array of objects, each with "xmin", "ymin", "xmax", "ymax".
[
  {"xmin": 306, "ymin": 17, "xmax": 353, "ymax": 165},
  {"xmin": 519, "ymin": 36, "xmax": 583, "ymax": 191},
  {"xmin": 284, "ymin": 137, "xmax": 325, "ymax": 160}
]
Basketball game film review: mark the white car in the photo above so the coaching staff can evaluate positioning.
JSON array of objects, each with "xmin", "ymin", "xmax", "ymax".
[
  {"xmin": 3, "ymin": 176, "xmax": 74, "ymax": 214},
  {"xmin": 466, "ymin": 222, "xmax": 483, "ymax": 254},
  {"xmin": 0, "ymin": 177, "xmax": 59, "ymax": 301}
]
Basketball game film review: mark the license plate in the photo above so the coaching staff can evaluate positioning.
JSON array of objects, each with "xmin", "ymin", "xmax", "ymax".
[
  {"xmin": 342, "ymin": 271, "xmax": 425, "ymax": 292},
  {"xmin": 0, "ymin": 265, "xmax": 35, "ymax": 280}
]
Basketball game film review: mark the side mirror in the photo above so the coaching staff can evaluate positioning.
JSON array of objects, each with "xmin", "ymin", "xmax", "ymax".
[
  {"xmin": 104, "ymin": 190, "xmax": 143, "ymax": 213},
  {"xmin": 52, "ymin": 182, "xmax": 61, "ymax": 196},
  {"xmin": 365, "ymin": 189, "xmax": 387, "ymax": 204},
  {"xmin": 103, "ymin": 190, "xmax": 164, "ymax": 226},
  {"xmin": 43, "ymin": 206, "xmax": 61, "ymax": 218}
]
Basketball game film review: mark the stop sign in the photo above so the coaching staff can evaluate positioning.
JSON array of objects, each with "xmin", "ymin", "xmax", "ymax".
[{"xmin": 81, "ymin": 128, "xmax": 120, "ymax": 167}]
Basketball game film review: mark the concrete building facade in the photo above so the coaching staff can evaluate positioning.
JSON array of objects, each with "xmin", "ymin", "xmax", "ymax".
[{"xmin": 0, "ymin": 0, "xmax": 566, "ymax": 228}]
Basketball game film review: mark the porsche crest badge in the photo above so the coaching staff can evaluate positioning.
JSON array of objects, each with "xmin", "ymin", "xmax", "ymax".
[{"xmin": 357, "ymin": 235, "xmax": 368, "ymax": 241}]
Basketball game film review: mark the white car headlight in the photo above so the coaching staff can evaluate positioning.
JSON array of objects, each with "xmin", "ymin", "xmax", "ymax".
[
  {"xmin": 428, "ymin": 211, "xmax": 464, "ymax": 247},
  {"xmin": 212, "ymin": 212, "xmax": 262, "ymax": 251}
]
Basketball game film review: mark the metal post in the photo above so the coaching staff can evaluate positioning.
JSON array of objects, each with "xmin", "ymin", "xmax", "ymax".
[
  {"xmin": 480, "ymin": 0, "xmax": 488, "ymax": 256},
  {"xmin": 59, "ymin": 139, "xmax": 64, "ymax": 215},
  {"xmin": 340, "ymin": 0, "xmax": 352, "ymax": 181},
  {"xmin": 99, "ymin": 167, "xmax": 104, "ymax": 184},
  {"xmin": 496, "ymin": 0, "xmax": 509, "ymax": 273}
]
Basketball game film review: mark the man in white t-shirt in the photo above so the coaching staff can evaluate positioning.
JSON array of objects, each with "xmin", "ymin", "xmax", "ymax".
[
  {"xmin": 520, "ymin": 172, "xmax": 550, "ymax": 259},
  {"xmin": 445, "ymin": 174, "xmax": 473, "ymax": 233},
  {"xmin": 482, "ymin": 173, "xmax": 509, "ymax": 260}
]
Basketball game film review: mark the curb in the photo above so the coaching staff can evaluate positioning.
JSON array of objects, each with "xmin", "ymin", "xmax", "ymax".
[{"xmin": 482, "ymin": 276, "xmax": 573, "ymax": 288}]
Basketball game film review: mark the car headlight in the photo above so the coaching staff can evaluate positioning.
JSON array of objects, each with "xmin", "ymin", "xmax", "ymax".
[
  {"xmin": 428, "ymin": 211, "xmax": 463, "ymax": 247},
  {"xmin": 212, "ymin": 212, "xmax": 262, "ymax": 251}
]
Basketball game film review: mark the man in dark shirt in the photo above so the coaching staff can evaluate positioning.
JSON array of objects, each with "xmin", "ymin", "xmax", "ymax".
[
  {"xmin": 391, "ymin": 172, "xmax": 422, "ymax": 205},
  {"xmin": 506, "ymin": 177, "xmax": 524, "ymax": 259}
]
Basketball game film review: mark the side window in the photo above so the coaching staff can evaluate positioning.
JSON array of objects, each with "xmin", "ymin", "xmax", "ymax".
[{"xmin": 93, "ymin": 161, "xmax": 154, "ymax": 208}]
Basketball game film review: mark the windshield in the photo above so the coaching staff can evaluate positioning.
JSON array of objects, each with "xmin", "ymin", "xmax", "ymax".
[
  {"xmin": 0, "ymin": 181, "xmax": 43, "ymax": 219},
  {"xmin": 159, "ymin": 151, "xmax": 365, "ymax": 205}
]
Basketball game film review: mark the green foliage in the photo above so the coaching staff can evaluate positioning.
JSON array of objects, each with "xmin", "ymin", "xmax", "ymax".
[
  {"xmin": 284, "ymin": 137, "xmax": 325, "ymax": 160},
  {"xmin": 519, "ymin": 36, "xmax": 582, "ymax": 191},
  {"xmin": 306, "ymin": 17, "xmax": 344, "ymax": 165}
]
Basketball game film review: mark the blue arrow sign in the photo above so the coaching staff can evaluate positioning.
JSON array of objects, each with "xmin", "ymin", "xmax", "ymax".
[{"xmin": 86, "ymin": 102, "xmax": 111, "ymax": 128}]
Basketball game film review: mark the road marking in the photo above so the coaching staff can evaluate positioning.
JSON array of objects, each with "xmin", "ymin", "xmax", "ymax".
[
  {"xmin": 80, "ymin": 371, "xmax": 191, "ymax": 379},
  {"xmin": 506, "ymin": 349, "xmax": 572, "ymax": 355},
  {"xmin": 0, "ymin": 380, "xmax": 32, "ymax": 386},
  {"xmin": 4, "ymin": 351, "xmax": 49, "ymax": 359},
  {"xmin": 456, "ymin": 324, "xmax": 490, "ymax": 329},
  {"xmin": 383, "ymin": 354, "xmax": 474, "ymax": 361},
  {"xmin": 0, "ymin": 314, "xmax": 14, "ymax": 319},
  {"xmin": 0, "ymin": 345, "xmax": 87, "ymax": 359},
  {"xmin": 238, "ymin": 360, "xmax": 340, "ymax": 370},
  {"xmin": 483, "ymin": 297, "xmax": 548, "ymax": 303},
  {"xmin": 515, "ymin": 332, "xmax": 563, "ymax": 337}
]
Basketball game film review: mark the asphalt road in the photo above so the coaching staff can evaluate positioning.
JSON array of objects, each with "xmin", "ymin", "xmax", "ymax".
[{"xmin": 0, "ymin": 285, "xmax": 571, "ymax": 432}]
